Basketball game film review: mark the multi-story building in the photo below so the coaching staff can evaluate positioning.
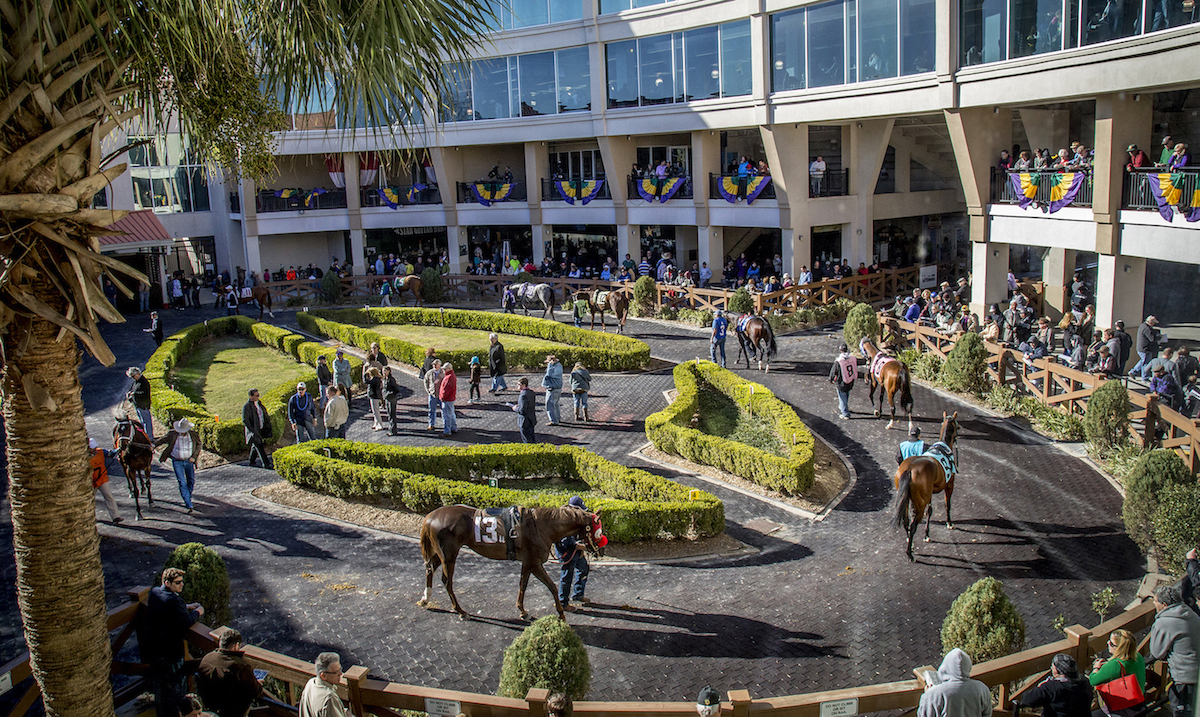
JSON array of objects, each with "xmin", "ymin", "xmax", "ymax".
[{"xmin": 101, "ymin": 0, "xmax": 1200, "ymax": 330}]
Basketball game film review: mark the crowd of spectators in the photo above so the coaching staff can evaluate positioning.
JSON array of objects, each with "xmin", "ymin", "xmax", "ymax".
[{"xmin": 999, "ymin": 134, "xmax": 1191, "ymax": 176}]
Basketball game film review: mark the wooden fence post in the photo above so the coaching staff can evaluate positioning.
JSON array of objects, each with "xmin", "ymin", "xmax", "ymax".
[
  {"xmin": 344, "ymin": 664, "xmax": 369, "ymax": 717},
  {"xmin": 728, "ymin": 689, "xmax": 752, "ymax": 717},
  {"xmin": 1064, "ymin": 625, "xmax": 1092, "ymax": 669},
  {"xmin": 526, "ymin": 687, "xmax": 551, "ymax": 717},
  {"xmin": 1143, "ymin": 395, "xmax": 1160, "ymax": 450}
]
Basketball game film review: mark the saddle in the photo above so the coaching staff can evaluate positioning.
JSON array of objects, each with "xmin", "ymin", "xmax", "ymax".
[
  {"xmin": 518, "ymin": 284, "xmax": 539, "ymax": 302},
  {"xmin": 594, "ymin": 290, "xmax": 611, "ymax": 308},
  {"xmin": 737, "ymin": 314, "xmax": 754, "ymax": 333},
  {"xmin": 921, "ymin": 441, "xmax": 958, "ymax": 479},
  {"xmin": 484, "ymin": 506, "xmax": 523, "ymax": 560},
  {"xmin": 240, "ymin": 288, "xmax": 253, "ymax": 299},
  {"xmin": 870, "ymin": 351, "xmax": 897, "ymax": 381}
]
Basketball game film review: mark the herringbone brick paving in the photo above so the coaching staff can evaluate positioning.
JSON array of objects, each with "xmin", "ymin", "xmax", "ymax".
[{"xmin": 0, "ymin": 304, "xmax": 1142, "ymax": 702}]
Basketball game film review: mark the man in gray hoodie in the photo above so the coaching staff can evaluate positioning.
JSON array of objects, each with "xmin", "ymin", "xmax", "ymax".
[
  {"xmin": 1150, "ymin": 584, "xmax": 1200, "ymax": 717},
  {"xmin": 917, "ymin": 648, "xmax": 991, "ymax": 717}
]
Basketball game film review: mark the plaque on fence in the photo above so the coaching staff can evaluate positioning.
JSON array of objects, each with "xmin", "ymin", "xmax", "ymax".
[
  {"xmin": 425, "ymin": 698, "xmax": 462, "ymax": 716},
  {"xmin": 919, "ymin": 265, "xmax": 938, "ymax": 289},
  {"xmin": 0, "ymin": 670, "xmax": 11, "ymax": 696},
  {"xmin": 820, "ymin": 697, "xmax": 858, "ymax": 717}
]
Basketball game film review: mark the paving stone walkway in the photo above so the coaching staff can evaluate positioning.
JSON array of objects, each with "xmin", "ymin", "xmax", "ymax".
[{"xmin": 0, "ymin": 304, "xmax": 1144, "ymax": 703}]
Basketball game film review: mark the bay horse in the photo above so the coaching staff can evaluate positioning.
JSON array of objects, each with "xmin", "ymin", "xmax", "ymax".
[
  {"xmin": 734, "ymin": 314, "xmax": 778, "ymax": 372},
  {"xmin": 236, "ymin": 286, "xmax": 275, "ymax": 319},
  {"xmin": 575, "ymin": 289, "xmax": 630, "ymax": 333},
  {"xmin": 860, "ymin": 337, "xmax": 914, "ymax": 431},
  {"xmin": 113, "ymin": 415, "xmax": 155, "ymax": 520},
  {"xmin": 418, "ymin": 505, "xmax": 603, "ymax": 621},
  {"xmin": 393, "ymin": 275, "xmax": 424, "ymax": 306},
  {"xmin": 893, "ymin": 411, "xmax": 960, "ymax": 562},
  {"xmin": 503, "ymin": 282, "xmax": 556, "ymax": 320}
]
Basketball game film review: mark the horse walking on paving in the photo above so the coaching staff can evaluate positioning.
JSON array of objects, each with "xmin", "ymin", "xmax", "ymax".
[
  {"xmin": 575, "ymin": 289, "xmax": 630, "ymax": 333},
  {"xmin": 418, "ymin": 504, "xmax": 604, "ymax": 621},
  {"xmin": 734, "ymin": 314, "xmax": 777, "ymax": 372},
  {"xmin": 236, "ymin": 285, "xmax": 275, "ymax": 319},
  {"xmin": 893, "ymin": 411, "xmax": 960, "ymax": 562},
  {"xmin": 113, "ymin": 413, "xmax": 154, "ymax": 520},
  {"xmin": 860, "ymin": 337, "xmax": 914, "ymax": 431},
  {"xmin": 393, "ymin": 275, "xmax": 424, "ymax": 306},
  {"xmin": 503, "ymin": 283, "xmax": 556, "ymax": 319}
]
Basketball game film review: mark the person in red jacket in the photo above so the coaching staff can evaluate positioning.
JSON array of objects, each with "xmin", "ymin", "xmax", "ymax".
[
  {"xmin": 1126, "ymin": 144, "xmax": 1151, "ymax": 171},
  {"xmin": 439, "ymin": 363, "xmax": 458, "ymax": 435}
]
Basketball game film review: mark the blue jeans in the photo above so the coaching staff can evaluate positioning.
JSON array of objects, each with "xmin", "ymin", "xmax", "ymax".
[
  {"xmin": 442, "ymin": 401, "xmax": 456, "ymax": 434},
  {"xmin": 171, "ymin": 459, "xmax": 195, "ymax": 510},
  {"xmin": 135, "ymin": 407, "xmax": 155, "ymax": 443},
  {"xmin": 491, "ymin": 375, "xmax": 508, "ymax": 392},
  {"xmin": 1132, "ymin": 351, "xmax": 1153, "ymax": 378},
  {"xmin": 837, "ymin": 388, "xmax": 851, "ymax": 418},
  {"xmin": 545, "ymin": 388, "xmax": 562, "ymax": 424},
  {"xmin": 324, "ymin": 424, "xmax": 346, "ymax": 439},
  {"xmin": 711, "ymin": 339, "xmax": 726, "ymax": 367},
  {"xmin": 427, "ymin": 394, "xmax": 441, "ymax": 427},
  {"xmin": 573, "ymin": 392, "xmax": 589, "ymax": 413},
  {"xmin": 295, "ymin": 418, "xmax": 315, "ymax": 443},
  {"xmin": 558, "ymin": 552, "xmax": 589, "ymax": 603}
]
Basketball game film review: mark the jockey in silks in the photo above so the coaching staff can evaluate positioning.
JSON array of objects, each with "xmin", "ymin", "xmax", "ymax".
[{"xmin": 502, "ymin": 287, "xmax": 517, "ymax": 313}]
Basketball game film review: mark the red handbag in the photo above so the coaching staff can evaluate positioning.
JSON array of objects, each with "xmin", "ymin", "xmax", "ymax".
[{"xmin": 1096, "ymin": 662, "xmax": 1143, "ymax": 712}]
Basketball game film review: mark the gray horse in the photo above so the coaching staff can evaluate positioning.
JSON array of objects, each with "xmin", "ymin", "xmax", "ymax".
[{"xmin": 503, "ymin": 282, "xmax": 556, "ymax": 319}]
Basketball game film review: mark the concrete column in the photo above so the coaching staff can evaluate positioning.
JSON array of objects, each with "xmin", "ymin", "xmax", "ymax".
[
  {"xmin": 616, "ymin": 225, "xmax": 636, "ymax": 267},
  {"xmin": 945, "ymin": 107, "xmax": 1012, "ymax": 244},
  {"xmin": 240, "ymin": 177, "xmax": 260, "ymax": 275},
  {"xmin": 1018, "ymin": 109, "xmax": 1071, "ymax": 156},
  {"xmin": 761, "ymin": 123, "xmax": 811, "ymax": 277},
  {"xmin": 894, "ymin": 141, "xmax": 911, "ymax": 194},
  {"xmin": 446, "ymin": 226, "xmax": 467, "ymax": 274},
  {"xmin": 692, "ymin": 130, "xmax": 722, "ymax": 228},
  {"xmin": 343, "ymin": 153, "xmax": 366, "ymax": 273},
  {"xmin": 1095, "ymin": 255, "xmax": 1145, "ymax": 331},
  {"xmin": 849, "ymin": 119, "xmax": 894, "ymax": 267},
  {"xmin": 970, "ymin": 241, "xmax": 1009, "ymax": 320},
  {"xmin": 156, "ymin": 252, "xmax": 169, "ymax": 308},
  {"xmin": 244, "ymin": 232, "xmax": 262, "ymax": 278},
  {"xmin": 431, "ymin": 147, "xmax": 465, "ymax": 273},
  {"xmin": 532, "ymin": 224, "xmax": 548, "ymax": 266},
  {"xmin": 1094, "ymin": 93, "xmax": 1153, "ymax": 255},
  {"xmin": 698, "ymin": 226, "xmax": 724, "ymax": 283},
  {"xmin": 749, "ymin": 8, "xmax": 769, "ymax": 124},
  {"xmin": 1042, "ymin": 247, "xmax": 1076, "ymax": 321},
  {"xmin": 597, "ymin": 136, "xmax": 638, "ymax": 204}
]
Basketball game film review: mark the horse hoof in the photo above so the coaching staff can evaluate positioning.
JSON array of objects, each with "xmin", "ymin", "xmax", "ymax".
[
  {"xmin": 907, "ymin": 553, "xmax": 915, "ymax": 563},
  {"xmin": 458, "ymin": 612, "xmax": 470, "ymax": 621},
  {"xmin": 923, "ymin": 536, "xmax": 931, "ymax": 543},
  {"xmin": 417, "ymin": 599, "xmax": 430, "ymax": 608},
  {"xmin": 947, "ymin": 524, "xmax": 955, "ymax": 530},
  {"xmin": 519, "ymin": 611, "xmax": 531, "ymax": 621},
  {"xmin": 887, "ymin": 421, "xmax": 895, "ymax": 429}
]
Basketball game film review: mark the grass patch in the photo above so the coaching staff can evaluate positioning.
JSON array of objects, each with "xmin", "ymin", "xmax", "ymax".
[
  {"xmin": 172, "ymin": 335, "xmax": 310, "ymax": 422},
  {"xmin": 364, "ymin": 324, "xmax": 575, "ymax": 366},
  {"xmin": 697, "ymin": 384, "xmax": 787, "ymax": 458}
]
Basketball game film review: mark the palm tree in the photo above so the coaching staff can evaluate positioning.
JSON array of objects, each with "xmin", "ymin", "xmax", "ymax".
[{"xmin": 0, "ymin": 1, "xmax": 491, "ymax": 714}]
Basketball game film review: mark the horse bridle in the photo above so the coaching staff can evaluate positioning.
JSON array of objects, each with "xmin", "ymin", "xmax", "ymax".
[{"xmin": 115, "ymin": 419, "xmax": 150, "ymax": 456}]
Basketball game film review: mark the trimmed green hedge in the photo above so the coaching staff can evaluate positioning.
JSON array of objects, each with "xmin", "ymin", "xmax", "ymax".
[
  {"xmin": 645, "ymin": 360, "xmax": 816, "ymax": 495},
  {"xmin": 271, "ymin": 441, "xmax": 725, "ymax": 543},
  {"xmin": 143, "ymin": 316, "xmax": 363, "ymax": 455},
  {"xmin": 297, "ymin": 307, "xmax": 650, "ymax": 372}
]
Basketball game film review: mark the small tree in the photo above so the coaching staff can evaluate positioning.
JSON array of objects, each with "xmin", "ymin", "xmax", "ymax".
[
  {"xmin": 842, "ymin": 303, "xmax": 879, "ymax": 356},
  {"xmin": 421, "ymin": 267, "xmax": 443, "ymax": 304},
  {"xmin": 498, "ymin": 616, "xmax": 591, "ymax": 700},
  {"xmin": 1152, "ymin": 482, "xmax": 1200, "ymax": 575},
  {"xmin": 1122, "ymin": 449, "xmax": 1190, "ymax": 552},
  {"xmin": 942, "ymin": 332, "xmax": 990, "ymax": 396},
  {"xmin": 1091, "ymin": 587, "xmax": 1116, "ymax": 623},
  {"xmin": 320, "ymin": 271, "xmax": 343, "ymax": 304},
  {"xmin": 632, "ymin": 276, "xmax": 656, "ymax": 312},
  {"xmin": 1084, "ymin": 380, "xmax": 1131, "ymax": 450},
  {"xmin": 727, "ymin": 287, "xmax": 753, "ymax": 315},
  {"xmin": 156, "ymin": 543, "xmax": 231, "ymax": 628},
  {"xmin": 514, "ymin": 271, "xmax": 536, "ymax": 284},
  {"xmin": 941, "ymin": 577, "xmax": 1026, "ymax": 663}
]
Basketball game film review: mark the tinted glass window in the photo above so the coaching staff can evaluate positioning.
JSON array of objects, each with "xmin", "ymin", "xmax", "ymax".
[
  {"xmin": 511, "ymin": 0, "xmax": 549, "ymax": 27},
  {"xmin": 441, "ymin": 64, "xmax": 473, "ymax": 121},
  {"xmin": 556, "ymin": 46, "xmax": 592, "ymax": 112},
  {"xmin": 900, "ymin": 0, "xmax": 936, "ymax": 72},
  {"xmin": 859, "ymin": 0, "xmax": 898, "ymax": 80},
  {"xmin": 549, "ymin": 0, "xmax": 582, "ymax": 22},
  {"xmin": 961, "ymin": 0, "xmax": 1007, "ymax": 63},
  {"xmin": 684, "ymin": 26, "xmax": 720, "ymax": 101},
  {"xmin": 606, "ymin": 40, "xmax": 639, "ymax": 107},
  {"xmin": 771, "ymin": 9, "xmax": 806, "ymax": 91},
  {"xmin": 720, "ymin": 20, "xmax": 753, "ymax": 96},
  {"xmin": 807, "ymin": 1, "xmax": 845, "ymax": 87},
  {"xmin": 472, "ymin": 58, "xmax": 511, "ymax": 119},
  {"xmin": 638, "ymin": 34, "xmax": 675, "ymax": 104},
  {"xmin": 519, "ymin": 52, "xmax": 557, "ymax": 115}
]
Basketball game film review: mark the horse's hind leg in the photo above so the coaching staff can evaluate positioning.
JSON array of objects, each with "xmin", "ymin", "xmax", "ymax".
[
  {"xmin": 905, "ymin": 506, "xmax": 921, "ymax": 562},
  {"xmin": 517, "ymin": 568, "xmax": 533, "ymax": 621},
  {"xmin": 421, "ymin": 553, "xmax": 442, "ymax": 606},
  {"xmin": 944, "ymin": 480, "xmax": 955, "ymax": 530},
  {"xmin": 127, "ymin": 474, "xmax": 143, "ymax": 521},
  {"xmin": 441, "ymin": 557, "xmax": 468, "ymax": 619},
  {"xmin": 923, "ymin": 502, "xmax": 934, "ymax": 542},
  {"xmin": 886, "ymin": 390, "xmax": 897, "ymax": 430},
  {"xmin": 144, "ymin": 469, "xmax": 153, "ymax": 506}
]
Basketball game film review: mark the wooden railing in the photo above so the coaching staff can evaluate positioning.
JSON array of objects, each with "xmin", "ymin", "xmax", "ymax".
[
  {"xmin": 883, "ymin": 314, "xmax": 1200, "ymax": 473},
  {"xmin": 1, "ymin": 589, "xmax": 1168, "ymax": 717},
  {"xmin": 254, "ymin": 266, "xmax": 955, "ymax": 315}
]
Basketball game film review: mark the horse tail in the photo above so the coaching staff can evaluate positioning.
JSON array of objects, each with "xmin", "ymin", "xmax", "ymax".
[
  {"xmin": 420, "ymin": 521, "xmax": 435, "ymax": 568},
  {"xmin": 900, "ymin": 366, "xmax": 914, "ymax": 412},
  {"xmin": 894, "ymin": 471, "xmax": 913, "ymax": 531},
  {"xmin": 766, "ymin": 325, "xmax": 778, "ymax": 360}
]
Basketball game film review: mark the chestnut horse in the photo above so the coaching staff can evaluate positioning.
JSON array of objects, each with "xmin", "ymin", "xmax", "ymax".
[
  {"xmin": 418, "ymin": 505, "xmax": 603, "ymax": 621},
  {"xmin": 236, "ymin": 285, "xmax": 275, "ymax": 319},
  {"xmin": 394, "ymin": 275, "xmax": 424, "ymax": 306},
  {"xmin": 734, "ymin": 314, "xmax": 777, "ymax": 372},
  {"xmin": 893, "ymin": 411, "xmax": 960, "ymax": 562},
  {"xmin": 113, "ymin": 415, "xmax": 155, "ymax": 520},
  {"xmin": 860, "ymin": 337, "xmax": 914, "ymax": 431},
  {"xmin": 575, "ymin": 289, "xmax": 630, "ymax": 333}
]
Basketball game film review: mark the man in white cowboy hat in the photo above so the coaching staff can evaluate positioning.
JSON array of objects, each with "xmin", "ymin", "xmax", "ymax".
[
  {"xmin": 154, "ymin": 417, "xmax": 201, "ymax": 514},
  {"xmin": 125, "ymin": 367, "xmax": 155, "ymax": 442}
]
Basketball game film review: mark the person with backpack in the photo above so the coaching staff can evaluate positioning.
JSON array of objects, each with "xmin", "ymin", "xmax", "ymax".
[{"xmin": 829, "ymin": 343, "xmax": 857, "ymax": 420}]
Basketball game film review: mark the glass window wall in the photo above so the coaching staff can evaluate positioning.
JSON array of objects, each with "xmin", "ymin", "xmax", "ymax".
[
  {"xmin": 771, "ymin": 9, "xmax": 807, "ymax": 91},
  {"xmin": 605, "ymin": 22, "xmax": 754, "ymax": 108},
  {"xmin": 808, "ymin": 1, "xmax": 846, "ymax": 87},
  {"xmin": 441, "ymin": 47, "xmax": 592, "ymax": 121},
  {"xmin": 557, "ymin": 47, "xmax": 592, "ymax": 112},
  {"xmin": 901, "ymin": 0, "xmax": 936, "ymax": 73},
  {"xmin": 128, "ymin": 135, "xmax": 210, "ymax": 214},
  {"xmin": 440, "ymin": 64, "xmax": 473, "ymax": 121},
  {"xmin": 519, "ymin": 52, "xmax": 557, "ymax": 116},
  {"xmin": 859, "ymin": 0, "xmax": 898, "ymax": 80},
  {"xmin": 639, "ymin": 33, "xmax": 676, "ymax": 105},
  {"xmin": 720, "ymin": 20, "xmax": 753, "ymax": 97},
  {"xmin": 684, "ymin": 26, "xmax": 720, "ymax": 101},
  {"xmin": 472, "ymin": 58, "xmax": 513, "ymax": 119},
  {"xmin": 606, "ymin": 40, "xmax": 639, "ymax": 108}
]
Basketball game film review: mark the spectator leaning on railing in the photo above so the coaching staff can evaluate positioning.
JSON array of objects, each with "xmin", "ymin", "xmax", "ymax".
[{"xmin": 1126, "ymin": 145, "xmax": 1151, "ymax": 171}]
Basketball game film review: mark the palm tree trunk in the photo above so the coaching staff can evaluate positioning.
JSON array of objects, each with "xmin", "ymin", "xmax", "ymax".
[{"xmin": 3, "ymin": 275, "xmax": 116, "ymax": 717}]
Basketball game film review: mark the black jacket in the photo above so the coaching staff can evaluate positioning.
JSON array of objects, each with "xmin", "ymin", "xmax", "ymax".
[
  {"xmin": 128, "ymin": 376, "xmax": 152, "ymax": 410},
  {"xmin": 317, "ymin": 364, "xmax": 333, "ymax": 386},
  {"xmin": 367, "ymin": 375, "xmax": 383, "ymax": 400},
  {"xmin": 516, "ymin": 388, "xmax": 537, "ymax": 423},
  {"xmin": 1137, "ymin": 322, "xmax": 1160, "ymax": 354},
  {"xmin": 142, "ymin": 585, "xmax": 200, "ymax": 664},
  {"xmin": 1018, "ymin": 677, "xmax": 1093, "ymax": 717},
  {"xmin": 420, "ymin": 355, "xmax": 435, "ymax": 379},
  {"xmin": 1184, "ymin": 556, "xmax": 1200, "ymax": 613},
  {"xmin": 489, "ymin": 342, "xmax": 507, "ymax": 377},
  {"xmin": 149, "ymin": 316, "xmax": 163, "ymax": 344},
  {"xmin": 242, "ymin": 399, "xmax": 270, "ymax": 441},
  {"xmin": 197, "ymin": 648, "xmax": 263, "ymax": 717}
]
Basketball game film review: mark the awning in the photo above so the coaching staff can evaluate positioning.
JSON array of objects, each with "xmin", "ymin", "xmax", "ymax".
[{"xmin": 98, "ymin": 209, "xmax": 173, "ymax": 254}]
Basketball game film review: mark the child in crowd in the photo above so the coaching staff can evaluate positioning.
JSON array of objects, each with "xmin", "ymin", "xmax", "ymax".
[{"xmin": 469, "ymin": 356, "xmax": 482, "ymax": 404}]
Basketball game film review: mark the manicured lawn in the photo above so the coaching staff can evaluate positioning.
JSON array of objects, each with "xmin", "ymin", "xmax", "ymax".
[
  {"xmin": 172, "ymin": 335, "xmax": 310, "ymax": 421},
  {"xmin": 364, "ymin": 325, "xmax": 575, "ymax": 364},
  {"xmin": 697, "ymin": 383, "xmax": 787, "ymax": 458}
]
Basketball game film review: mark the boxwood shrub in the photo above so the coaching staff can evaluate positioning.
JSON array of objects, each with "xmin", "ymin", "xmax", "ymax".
[
  {"xmin": 297, "ymin": 307, "xmax": 650, "ymax": 372},
  {"xmin": 143, "ymin": 316, "xmax": 363, "ymax": 455},
  {"xmin": 645, "ymin": 360, "xmax": 815, "ymax": 495},
  {"xmin": 271, "ymin": 441, "xmax": 725, "ymax": 543}
]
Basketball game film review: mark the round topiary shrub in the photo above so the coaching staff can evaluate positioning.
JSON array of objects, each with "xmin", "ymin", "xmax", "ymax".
[
  {"xmin": 514, "ymin": 271, "xmax": 536, "ymax": 284},
  {"xmin": 942, "ymin": 332, "xmax": 991, "ymax": 396},
  {"xmin": 421, "ymin": 267, "xmax": 443, "ymax": 304},
  {"xmin": 320, "ymin": 271, "xmax": 343, "ymax": 304},
  {"xmin": 842, "ymin": 303, "xmax": 879, "ymax": 356},
  {"xmin": 633, "ymin": 275, "xmax": 656, "ymax": 311},
  {"xmin": 727, "ymin": 287, "xmax": 753, "ymax": 315},
  {"xmin": 940, "ymin": 577, "xmax": 1025, "ymax": 663},
  {"xmin": 1084, "ymin": 380, "xmax": 1131, "ymax": 450},
  {"xmin": 1122, "ymin": 449, "xmax": 1190, "ymax": 552},
  {"xmin": 1152, "ymin": 482, "xmax": 1200, "ymax": 575},
  {"xmin": 498, "ymin": 615, "xmax": 591, "ymax": 700},
  {"xmin": 156, "ymin": 543, "xmax": 231, "ymax": 627}
]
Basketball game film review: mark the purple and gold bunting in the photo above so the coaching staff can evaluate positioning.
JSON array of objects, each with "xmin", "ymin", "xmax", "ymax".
[
  {"xmin": 304, "ymin": 188, "xmax": 328, "ymax": 207},
  {"xmin": 555, "ymin": 179, "xmax": 606, "ymax": 205},
  {"xmin": 1187, "ymin": 188, "xmax": 1200, "ymax": 222},
  {"xmin": 637, "ymin": 177, "xmax": 685, "ymax": 203},
  {"xmin": 378, "ymin": 187, "xmax": 401, "ymax": 209},
  {"xmin": 1046, "ymin": 172, "xmax": 1085, "ymax": 213},
  {"xmin": 470, "ymin": 182, "xmax": 514, "ymax": 206},
  {"xmin": 1147, "ymin": 173, "xmax": 1200, "ymax": 222},
  {"xmin": 274, "ymin": 188, "xmax": 299, "ymax": 199},
  {"xmin": 405, "ymin": 183, "xmax": 428, "ymax": 204},
  {"xmin": 1008, "ymin": 172, "xmax": 1039, "ymax": 209},
  {"xmin": 717, "ymin": 175, "xmax": 772, "ymax": 204}
]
